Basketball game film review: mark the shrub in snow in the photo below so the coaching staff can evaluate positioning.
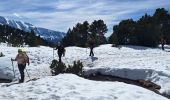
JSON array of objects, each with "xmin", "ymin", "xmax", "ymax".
[
  {"xmin": 66, "ymin": 60, "xmax": 84, "ymax": 76},
  {"xmin": 50, "ymin": 60, "xmax": 84, "ymax": 76},
  {"xmin": 50, "ymin": 60, "xmax": 66, "ymax": 75},
  {"xmin": 0, "ymin": 52, "xmax": 5, "ymax": 57}
]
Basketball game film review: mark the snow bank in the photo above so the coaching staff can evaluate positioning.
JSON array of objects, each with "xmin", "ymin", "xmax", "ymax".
[
  {"xmin": 84, "ymin": 68, "xmax": 170, "ymax": 94},
  {"xmin": 0, "ymin": 57, "xmax": 14, "ymax": 79},
  {"xmin": 0, "ymin": 74, "xmax": 168, "ymax": 100}
]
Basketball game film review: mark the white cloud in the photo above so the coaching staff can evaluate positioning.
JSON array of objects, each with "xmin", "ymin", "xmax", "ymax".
[
  {"xmin": 13, "ymin": 13, "xmax": 22, "ymax": 18},
  {"xmin": 1, "ymin": 0, "xmax": 170, "ymax": 36}
]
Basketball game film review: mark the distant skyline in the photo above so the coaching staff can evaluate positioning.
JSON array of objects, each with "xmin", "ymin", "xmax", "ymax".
[{"xmin": 0, "ymin": 0, "xmax": 170, "ymax": 36}]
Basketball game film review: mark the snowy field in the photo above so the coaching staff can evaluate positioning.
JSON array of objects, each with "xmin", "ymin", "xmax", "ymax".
[
  {"xmin": 0, "ymin": 74, "xmax": 168, "ymax": 100},
  {"xmin": 0, "ymin": 43, "xmax": 170, "ymax": 99}
]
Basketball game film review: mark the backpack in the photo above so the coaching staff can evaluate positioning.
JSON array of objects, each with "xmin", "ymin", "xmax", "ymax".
[{"xmin": 23, "ymin": 52, "xmax": 29, "ymax": 64}]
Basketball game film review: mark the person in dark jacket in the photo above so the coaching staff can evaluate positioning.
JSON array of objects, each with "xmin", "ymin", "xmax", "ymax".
[
  {"xmin": 160, "ymin": 38, "xmax": 166, "ymax": 50},
  {"xmin": 55, "ymin": 43, "xmax": 65, "ymax": 62},
  {"xmin": 88, "ymin": 38, "xmax": 95, "ymax": 57}
]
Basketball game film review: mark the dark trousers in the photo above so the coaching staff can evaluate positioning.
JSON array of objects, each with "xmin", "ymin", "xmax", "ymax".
[
  {"xmin": 162, "ymin": 44, "xmax": 165, "ymax": 50},
  {"xmin": 18, "ymin": 64, "xmax": 26, "ymax": 82},
  {"xmin": 90, "ymin": 48, "xmax": 94, "ymax": 56},
  {"xmin": 58, "ymin": 53, "xmax": 62, "ymax": 63}
]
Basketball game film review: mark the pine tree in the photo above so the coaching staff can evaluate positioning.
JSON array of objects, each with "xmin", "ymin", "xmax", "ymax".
[
  {"xmin": 62, "ymin": 20, "xmax": 107, "ymax": 47},
  {"xmin": 109, "ymin": 8, "xmax": 170, "ymax": 47},
  {"xmin": 89, "ymin": 20, "xmax": 108, "ymax": 45}
]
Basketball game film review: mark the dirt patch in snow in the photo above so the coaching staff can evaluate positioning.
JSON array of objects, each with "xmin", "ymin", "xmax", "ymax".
[
  {"xmin": 0, "ymin": 79, "xmax": 12, "ymax": 83},
  {"xmin": 83, "ymin": 72, "xmax": 170, "ymax": 99}
]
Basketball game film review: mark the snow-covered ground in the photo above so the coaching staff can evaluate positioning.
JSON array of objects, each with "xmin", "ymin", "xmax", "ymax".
[
  {"xmin": 0, "ymin": 43, "xmax": 170, "ymax": 99},
  {"xmin": 0, "ymin": 74, "xmax": 168, "ymax": 100}
]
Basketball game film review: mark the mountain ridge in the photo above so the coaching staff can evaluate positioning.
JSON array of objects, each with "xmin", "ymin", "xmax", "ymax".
[{"xmin": 0, "ymin": 16, "xmax": 65, "ymax": 43}]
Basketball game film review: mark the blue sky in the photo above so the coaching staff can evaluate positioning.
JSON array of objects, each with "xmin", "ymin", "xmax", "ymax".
[{"xmin": 0, "ymin": 0, "xmax": 170, "ymax": 36}]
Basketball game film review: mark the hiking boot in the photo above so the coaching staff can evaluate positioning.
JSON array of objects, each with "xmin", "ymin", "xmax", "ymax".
[{"xmin": 19, "ymin": 79, "xmax": 24, "ymax": 83}]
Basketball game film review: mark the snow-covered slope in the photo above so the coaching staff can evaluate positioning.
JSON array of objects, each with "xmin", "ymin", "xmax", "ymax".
[
  {"xmin": 0, "ymin": 16, "xmax": 65, "ymax": 43},
  {"xmin": 35, "ymin": 27, "xmax": 65, "ymax": 43},
  {"xmin": 0, "ymin": 43, "xmax": 170, "ymax": 99},
  {"xmin": 0, "ymin": 74, "xmax": 168, "ymax": 100}
]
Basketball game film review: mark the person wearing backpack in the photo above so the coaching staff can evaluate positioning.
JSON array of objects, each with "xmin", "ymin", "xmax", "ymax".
[
  {"xmin": 11, "ymin": 48, "xmax": 29, "ymax": 83},
  {"xmin": 55, "ymin": 43, "xmax": 65, "ymax": 63}
]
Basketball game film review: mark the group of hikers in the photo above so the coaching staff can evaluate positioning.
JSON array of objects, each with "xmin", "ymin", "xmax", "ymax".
[
  {"xmin": 11, "ymin": 38, "xmax": 95, "ymax": 83},
  {"xmin": 10, "ymin": 37, "xmax": 166, "ymax": 83}
]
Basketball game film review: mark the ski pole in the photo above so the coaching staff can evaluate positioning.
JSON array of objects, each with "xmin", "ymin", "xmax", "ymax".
[
  {"xmin": 25, "ymin": 68, "xmax": 31, "ymax": 80},
  {"xmin": 53, "ymin": 48, "xmax": 54, "ymax": 60},
  {"xmin": 11, "ymin": 59, "xmax": 15, "ymax": 78}
]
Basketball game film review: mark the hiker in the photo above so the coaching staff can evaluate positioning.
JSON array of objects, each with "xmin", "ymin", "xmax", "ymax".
[
  {"xmin": 160, "ymin": 38, "xmax": 166, "ymax": 50},
  {"xmin": 88, "ymin": 38, "xmax": 95, "ymax": 57},
  {"xmin": 54, "ymin": 43, "xmax": 65, "ymax": 63},
  {"xmin": 11, "ymin": 49, "xmax": 29, "ymax": 83}
]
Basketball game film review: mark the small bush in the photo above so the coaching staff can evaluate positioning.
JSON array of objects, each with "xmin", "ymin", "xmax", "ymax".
[
  {"xmin": 66, "ymin": 60, "xmax": 84, "ymax": 76},
  {"xmin": 50, "ymin": 60, "xmax": 66, "ymax": 75},
  {"xmin": 0, "ymin": 52, "xmax": 5, "ymax": 57},
  {"xmin": 49, "ymin": 60, "xmax": 84, "ymax": 76}
]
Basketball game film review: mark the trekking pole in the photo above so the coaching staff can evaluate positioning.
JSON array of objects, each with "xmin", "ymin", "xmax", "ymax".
[
  {"xmin": 53, "ymin": 48, "xmax": 54, "ymax": 60},
  {"xmin": 25, "ymin": 68, "xmax": 31, "ymax": 80},
  {"xmin": 11, "ymin": 59, "xmax": 15, "ymax": 78}
]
